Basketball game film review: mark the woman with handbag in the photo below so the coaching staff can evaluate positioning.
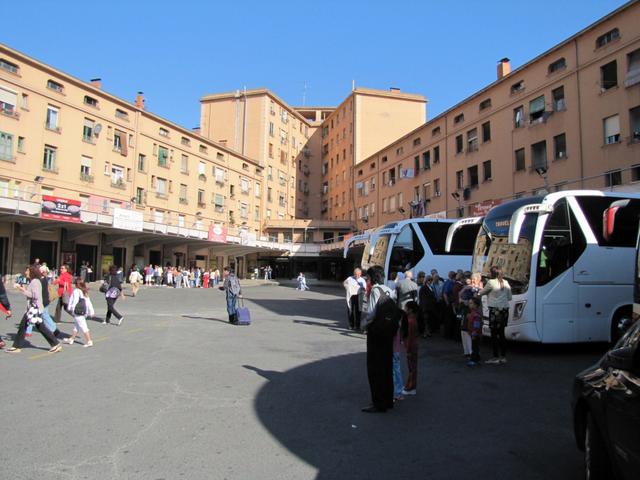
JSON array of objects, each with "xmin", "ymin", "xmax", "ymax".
[
  {"xmin": 101, "ymin": 265, "xmax": 124, "ymax": 325},
  {"xmin": 53, "ymin": 264, "xmax": 73, "ymax": 323},
  {"xmin": 0, "ymin": 275, "xmax": 11, "ymax": 349},
  {"xmin": 5, "ymin": 265, "xmax": 61, "ymax": 353}
]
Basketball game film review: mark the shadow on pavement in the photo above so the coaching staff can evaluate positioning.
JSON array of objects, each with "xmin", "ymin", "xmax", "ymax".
[{"xmin": 247, "ymin": 341, "xmax": 594, "ymax": 480}]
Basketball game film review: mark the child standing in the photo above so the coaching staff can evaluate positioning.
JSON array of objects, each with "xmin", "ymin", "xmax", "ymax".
[
  {"xmin": 401, "ymin": 301, "xmax": 422, "ymax": 396},
  {"xmin": 64, "ymin": 279, "xmax": 95, "ymax": 347},
  {"xmin": 467, "ymin": 297, "xmax": 483, "ymax": 367}
]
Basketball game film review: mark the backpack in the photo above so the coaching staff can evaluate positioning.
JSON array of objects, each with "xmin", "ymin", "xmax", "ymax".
[
  {"xmin": 74, "ymin": 296, "xmax": 87, "ymax": 316},
  {"xmin": 369, "ymin": 286, "xmax": 401, "ymax": 338},
  {"xmin": 228, "ymin": 275, "xmax": 241, "ymax": 295}
]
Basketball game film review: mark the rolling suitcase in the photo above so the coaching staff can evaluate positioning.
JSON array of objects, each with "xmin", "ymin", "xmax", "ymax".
[{"xmin": 236, "ymin": 298, "xmax": 251, "ymax": 326}]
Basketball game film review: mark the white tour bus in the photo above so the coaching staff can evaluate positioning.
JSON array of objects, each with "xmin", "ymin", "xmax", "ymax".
[
  {"xmin": 343, "ymin": 218, "xmax": 481, "ymax": 281},
  {"xmin": 447, "ymin": 190, "xmax": 640, "ymax": 343}
]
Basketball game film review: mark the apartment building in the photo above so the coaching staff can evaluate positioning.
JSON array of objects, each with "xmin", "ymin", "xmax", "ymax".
[
  {"xmin": 353, "ymin": 0, "xmax": 640, "ymax": 231},
  {"xmin": 0, "ymin": 44, "xmax": 270, "ymax": 276},
  {"xmin": 319, "ymin": 88, "xmax": 426, "ymax": 221},
  {"xmin": 200, "ymin": 89, "xmax": 327, "ymax": 222}
]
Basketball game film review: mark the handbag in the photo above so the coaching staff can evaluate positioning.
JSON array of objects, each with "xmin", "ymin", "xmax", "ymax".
[
  {"xmin": 26, "ymin": 301, "xmax": 42, "ymax": 325},
  {"xmin": 61, "ymin": 283, "xmax": 70, "ymax": 304},
  {"xmin": 236, "ymin": 297, "xmax": 251, "ymax": 325},
  {"xmin": 48, "ymin": 283, "xmax": 59, "ymax": 301}
]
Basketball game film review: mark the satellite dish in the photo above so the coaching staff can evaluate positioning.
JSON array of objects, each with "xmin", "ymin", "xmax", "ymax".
[{"xmin": 94, "ymin": 123, "xmax": 102, "ymax": 136}]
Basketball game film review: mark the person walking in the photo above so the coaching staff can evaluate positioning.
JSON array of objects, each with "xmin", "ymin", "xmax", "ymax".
[
  {"xmin": 103, "ymin": 265, "xmax": 124, "ymax": 326},
  {"xmin": 361, "ymin": 265, "xmax": 398, "ymax": 413},
  {"xmin": 478, "ymin": 266, "xmax": 512, "ymax": 365},
  {"xmin": 64, "ymin": 279, "xmax": 95, "ymax": 347},
  {"xmin": 6, "ymin": 265, "xmax": 61, "ymax": 353},
  {"xmin": 203, "ymin": 270, "xmax": 210, "ymax": 289},
  {"xmin": 466, "ymin": 297, "xmax": 483, "ymax": 367},
  {"xmin": 221, "ymin": 267, "xmax": 242, "ymax": 324},
  {"xmin": 401, "ymin": 300, "xmax": 422, "ymax": 395},
  {"xmin": 129, "ymin": 268, "xmax": 142, "ymax": 297},
  {"xmin": 53, "ymin": 264, "xmax": 73, "ymax": 323},
  {"xmin": 296, "ymin": 272, "xmax": 309, "ymax": 291},
  {"xmin": 0, "ymin": 275, "xmax": 12, "ymax": 349},
  {"xmin": 419, "ymin": 274, "xmax": 438, "ymax": 337}
]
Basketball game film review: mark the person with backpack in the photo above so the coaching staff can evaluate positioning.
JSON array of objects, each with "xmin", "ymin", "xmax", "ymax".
[
  {"xmin": 64, "ymin": 279, "xmax": 95, "ymax": 347},
  {"xmin": 361, "ymin": 265, "xmax": 399, "ymax": 413},
  {"xmin": 102, "ymin": 265, "xmax": 124, "ymax": 326},
  {"xmin": 221, "ymin": 267, "xmax": 242, "ymax": 324},
  {"xmin": 478, "ymin": 266, "xmax": 512, "ymax": 365}
]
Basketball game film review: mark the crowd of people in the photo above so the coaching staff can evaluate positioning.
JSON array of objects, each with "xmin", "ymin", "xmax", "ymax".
[
  {"xmin": 133, "ymin": 264, "xmax": 222, "ymax": 289},
  {"xmin": 344, "ymin": 264, "xmax": 512, "ymax": 413}
]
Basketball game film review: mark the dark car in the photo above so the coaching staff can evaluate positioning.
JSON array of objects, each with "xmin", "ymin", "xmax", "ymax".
[{"xmin": 572, "ymin": 319, "xmax": 640, "ymax": 479}]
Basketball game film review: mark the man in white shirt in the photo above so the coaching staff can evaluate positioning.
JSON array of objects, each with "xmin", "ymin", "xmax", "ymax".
[{"xmin": 343, "ymin": 268, "xmax": 367, "ymax": 330}]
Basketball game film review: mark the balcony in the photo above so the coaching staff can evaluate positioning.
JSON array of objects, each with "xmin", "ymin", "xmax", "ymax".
[
  {"xmin": 42, "ymin": 164, "xmax": 59, "ymax": 174},
  {"xmin": 82, "ymin": 135, "xmax": 96, "ymax": 145},
  {"xmin": 198, "ymin": 173, "xmax": 207, "ymax": 181},
  {"xmin": 1, "ymin": 106, "xmax": 19, "ymax": 119},
  {"xmin": 215, "ymin": 176, "xmax": 225, "ymax": 185},
  {"xmin": 214, "ymin": 205, "xmax": 225, "ymax": 213},
  {"xmin": 45, "ymin": 123, "xmax": 61, "ymax": 134},
  {"xmin": 79, "ymin": 172, "xmax": 94, "ymax": 183},
  {"xmin": 111, "ymin": 179, "xmax": 126, "ymax": 189},
  {"xmin": 155, "ymin": 191, "xmax": 168, "ymax": 199},
  {"xmin": 179, "ymin": 198, "xmax": 188, "ymax": 205}
]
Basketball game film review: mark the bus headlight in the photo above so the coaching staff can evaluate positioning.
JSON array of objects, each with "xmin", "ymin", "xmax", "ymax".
[{"xmin": 513, "ymin": 301, "xmax": 527, "ymax": 321}]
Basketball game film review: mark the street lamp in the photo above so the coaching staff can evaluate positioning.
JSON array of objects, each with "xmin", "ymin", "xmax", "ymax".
[{"xmin": 451, "ymin": 192, "xmax": 463, "ymax": 218}]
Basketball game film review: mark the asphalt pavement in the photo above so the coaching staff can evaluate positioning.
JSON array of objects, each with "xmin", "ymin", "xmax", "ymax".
[{"xmin": 0, "ymin": 282, "xmax": 606, "ymax": 480}]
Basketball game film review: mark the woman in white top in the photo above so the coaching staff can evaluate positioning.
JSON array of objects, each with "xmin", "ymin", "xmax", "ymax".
[
  {"xmin": 65, "ymin": 279, "xmax": 95, "ymax": 347},
  {"xmin": 477, "ymin": 266, "xmax": 512, "ymax": 364}
]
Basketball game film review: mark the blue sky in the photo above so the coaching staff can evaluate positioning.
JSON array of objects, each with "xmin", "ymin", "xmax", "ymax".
[{"xmin": 3, "ymin": 0, "xmax": 629, "ymax": 128}]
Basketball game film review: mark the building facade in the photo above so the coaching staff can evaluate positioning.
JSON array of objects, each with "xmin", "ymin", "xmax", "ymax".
[{"xmin": 352, "ymin": 1, "xmax": 640, "ymax": 231}]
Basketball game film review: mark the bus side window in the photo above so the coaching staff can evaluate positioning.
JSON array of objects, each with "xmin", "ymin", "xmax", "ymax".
[
  {"xmin": 388, "ymin": 225, "xmax": 425, "ymax": 277},
  {"xmin": 536, "ymin": 199, "xmax": 586, "ymax": 286}
]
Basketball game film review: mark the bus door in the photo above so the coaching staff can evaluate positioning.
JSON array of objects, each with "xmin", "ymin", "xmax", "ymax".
[{"xmin": 534, "ymin": 198, "xmax": 584, "ymax": 342}]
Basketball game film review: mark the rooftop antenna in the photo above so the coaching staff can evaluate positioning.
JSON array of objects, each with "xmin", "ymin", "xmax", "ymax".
[
  {"xmin": 352, "ymin": 79, "xmax": 355, "ymax": 91},
  {"xmin": 302, "ymin": 81, "xmax": 307, "ymax": 106}
]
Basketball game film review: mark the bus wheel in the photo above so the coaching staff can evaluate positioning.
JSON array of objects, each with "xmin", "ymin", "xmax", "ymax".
[{"xmin": 610, "ymin": 307, "xmax": 633, "ymax": 344}]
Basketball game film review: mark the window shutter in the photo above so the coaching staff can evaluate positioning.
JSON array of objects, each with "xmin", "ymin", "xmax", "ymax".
[
  {"xmin": 0, "ymin": 87, "xmax": 17, "ymax": 106},
  {"xmin": 529, "ymin": 96, "xmax": 545, "ymax": 114},
  {"xmin": 604, "ymin": 115, "xmax": 620, "ymax": 137}
]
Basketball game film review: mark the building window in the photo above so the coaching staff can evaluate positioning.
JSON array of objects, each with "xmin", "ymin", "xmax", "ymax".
[
  {"xmin": 199, "ymin": 145, "xmax": 208, "ymax": 154},
  {"xmin": 454, "ymin": 113, "xmax": 464, "ymax": 124},
  {"xmin": 515, "ymin": 148, "xmax": 525, "ymax": 171},
  {"xmin": 629, "ymin": 106, "xmax": 640, "ymax": 144},
  {"xmin": 554, "ymin": 133, "xmax": 567, "ymax": 159},
  {"xmin": 467, "ymin": 165, "xmax": 479, "ymax": 187},
  {"xmin": 115, "ymin": 109, "xmax": 128, "ymax": 120},
  {"xmin": 632, "ymin": 164, "xmax": 640, "ymax": 182},
  {"xmin": 138, "ymin": 154, "xmax": 146, "ymax": 172},
  {"xmin": 80, "ymin": 155, "xmax": 92, "ymax": 178},
  {"xmin": 158, "ymin": 145, "xmax": 169, "ymax": 166},
  {"xmin": 0, "ymin": 131, "xmax": 13, "ymax": 161},
  {"xmin": 159, "ymin": 127, "xmax": 169, "ymax": 137},
  {"xmin": 456, "ymin": 170, "xmax": 464, "ymax": 190},
  {"xmin": 603, "ymin": 115, "xmax": 621, "ymax": 144},
  {"xmin": 241, "ymin": 178, "xmax": 250, "ymax": 193},
  {"xmin": 529, "ymin": 96, "xmax": 545, "ymax": 123},
  {"xmin": 396, "ymin": 146, "xmax": 404, "ymax": 156},
  {"xmin": 267, "ymin": 187, "xmax": 272, "ymax": 202},
  {"xmin": 156, "ymin": 177, "xmax": 167, "ymax": 196},
  {"xmin": 455, "ymin": 135, "xmax": 463, "ymax": 154},
  {"xmin": 422, "ymin": 151, "xmax": 431, "ymax": 170},
  {"xmin": 180, "ymin": 154, "xmax": 189, "ymax": 173},
  {"xmin": 82, "ymin": 118, "xmax": 94, "ymax": 141},
  {"xmin": 17, "ymin": 136, "xmax": 24, "ymax": 153},
  {"xmin": 20, "ymin": 93, "xmax": 28, "ymax": 109},
  {"xmin": 46, "ymin": 79, "xmax": 64, "ymax": 93},
  {"xmin": 514, "ymin": 106, "xmax": 524, "ymax": 128},
  {"xmin": 84, "ymin": 95, "xmax": 98, "ymax": 107},
  {"xmin": 511, "ymin": 80, "xmax": 524, "ymax": 94},
  {"xmin": 181, "ymin": 136, "xmax": 191, "ymax": 147},
  {"xmin": 467, "ymin": 128, "xmax": 478, "ymax": 152},
  {"xmin": 552, "ymin": 86, "xmax": 566, "ymax": 111},
  {"xmin": 414, "ymin": 155, "xmax": 420, "ymax": 173},
  {"xmin": 482, "ymin": 121, "xmax": 491, "ymax": 142},
  {"xmin": 255, "ymin": 182, "xmax": 261, "ymax": 197},
  {"xmin": 531, "ymin": 140, "xmax": 547, "ymax": 170},
  {"xmin": 42, "ymin": 145, "xmax": 57, "ymax": 171},
  {"xmin": 198, "ymin": 161, "xmax": 206, "ymax": 177},
  {"xmin": 548, "ymin": 57, "xmax": 566, "ymax": 74},
  {"xmin": 413, "ymin": 137, "xmax": 421, "ymax": 147},
  {"xmin": 197, "ymin": 189, "xmax": 205, "ymax": 207},
  {"xmin": 434, "ymin": 178, "xmax": 440, "ymax": 196},
  {"xmin": 627, "ymin": 49, "xmax": 640, "ymax": 87},
  {"xmin": 432, "ymin": 126, "xmax": 441, "ymax": 136},
  {"xmin": 596, "ymin": 28, "xmax": 620, "ymax": 49},
  {"xmin": 433, "ymin": 145, "xmax": 440, "ymax": 163},
  {"xmin": 479, "ymin": 98, "xmax": 492, "ymax": 111},
  {"xmin": 45, "ymin": 105, "xmax": 59, "ymax": 131},
  {"xmin": 483, "ymin": 160, "xmax": 492, "ymax": 181},
  {"xmin": 600, "ymin": 61, "xmax": 618, "ymax": 91},
  {"xmin": 0, "ymin": 58, "xmax": 19, "ymax": 74},
  {"xmin": 604, "ymin": 169, "xmax": 622, "ymax": 187},
  {"xmin": 113, "ymin": 130, "xmax": 127, "ymax": 155}
]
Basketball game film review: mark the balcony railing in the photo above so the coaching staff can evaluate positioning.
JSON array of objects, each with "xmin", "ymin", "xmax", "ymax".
[{"xmin": 79, "ymin": 173, "xmax": 94, "ymax": 183}]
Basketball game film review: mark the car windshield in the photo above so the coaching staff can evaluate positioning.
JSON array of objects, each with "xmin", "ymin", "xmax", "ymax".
[{"xmin": 473, "ymin": 197, "xmax": 541, "ymax": 294}]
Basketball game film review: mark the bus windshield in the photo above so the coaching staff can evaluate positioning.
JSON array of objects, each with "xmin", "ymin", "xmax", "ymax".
[
  {"xmin": 473, "ymin": 197, "xmax": 542, "ymax": 294},
  {"xmin": 361, "ymin": 235, "xmax": 390, "ymax": 271}
]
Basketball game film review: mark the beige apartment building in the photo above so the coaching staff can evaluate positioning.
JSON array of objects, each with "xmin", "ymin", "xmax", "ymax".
[
  {"xmin": 0, "ymin": 44, "xmax": 273, "ymax": 276},
  {"xmin": 352, "ymin": 0, "xmax": 640, "ymax": 231}
]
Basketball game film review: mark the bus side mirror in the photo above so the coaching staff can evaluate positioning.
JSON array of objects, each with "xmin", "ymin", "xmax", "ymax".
[{"xmin": 603, "ymin": 199, "xmax": 630, "ymax": 241}]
